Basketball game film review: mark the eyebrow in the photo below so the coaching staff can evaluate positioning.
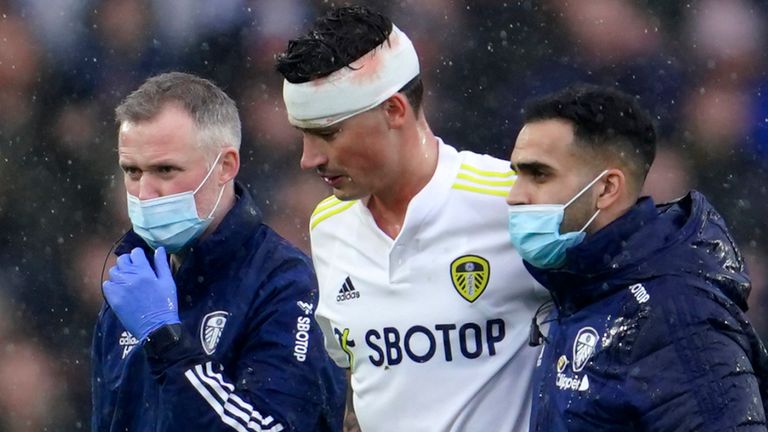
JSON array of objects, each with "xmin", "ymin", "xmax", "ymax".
[
  {"xmin": 296, "ymin": 125, "xmax": 340, "ymax": 134},
  {"xmin": 296, "ymin": 121, "xmax": 347, "ymax": 136},
  {"xmin": 119, "ymin": 160, "xmax": 182, "ymax": 171},
  {"xmin": 511, "ymin": 161, "xmax": 553, "ymax": 176}
]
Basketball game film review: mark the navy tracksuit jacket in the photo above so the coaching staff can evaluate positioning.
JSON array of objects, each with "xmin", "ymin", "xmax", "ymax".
[
  {"xmin": 527, "ymin": 192, "xmax": 768, "ymax": 431},
  {"xmin": 91, "ymin": 183, "xmax": 345, "ymax": 431}
]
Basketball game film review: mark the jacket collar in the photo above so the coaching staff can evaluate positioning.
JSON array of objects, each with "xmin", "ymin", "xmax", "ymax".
[
  {"xmin": 526, "ymin": 191, "xmax": 751, "ymax": 316},
  {"xmin": 525, "ymin": 197, "xmax": 658, "ymax": 315}
]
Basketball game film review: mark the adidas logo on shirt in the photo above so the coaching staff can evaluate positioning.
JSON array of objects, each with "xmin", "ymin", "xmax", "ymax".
[
  {"xmin": 336, "ymin": 276, "xmax": 360, "ymax": 302},
  {"xmin": 119, "ymin": 331, "xmax": 139, "ymax": 359}
]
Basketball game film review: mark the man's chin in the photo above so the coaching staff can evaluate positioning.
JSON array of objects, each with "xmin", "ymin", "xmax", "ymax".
[{"xmin": 332, "ymin": 187, "xmax": 365, "ymax": 202}]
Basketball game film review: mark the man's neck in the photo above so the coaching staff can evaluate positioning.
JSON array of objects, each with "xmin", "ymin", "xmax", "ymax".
[
  {"xmin": 368, "ymin": 126, "xmax": 438, "ymax": 239},
  {"xmin": 367, "ymin": 195, "xmax": 409, "ymax": 240},
  {"xmin": 588, "ymin": 193, "xmax": 638, "ymax": 235},
  {"xmin": 202, "ymin": 184, "xmax": 236, "ymax": 237}
]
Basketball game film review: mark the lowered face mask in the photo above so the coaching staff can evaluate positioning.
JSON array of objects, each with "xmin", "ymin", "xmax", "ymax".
[
  {"xmin": 127, "ymin": 153, "xmax": 225, "ymax": 253},
  {"xmin": 507, "ymin": 170, "xmax": 608, "ymax": 269}
]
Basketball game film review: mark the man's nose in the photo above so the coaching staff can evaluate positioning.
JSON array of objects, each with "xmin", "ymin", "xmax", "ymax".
[
  {"xmin": 300, "ymin": 136, "xmax": 328, "ymax": 170},
  {"xmin": 506, "ymin": 181, "xmax": 529, "ymax": 206},
  {"xmin": 137, "ymin": 176, "xmax": 161, "ymax": 200}
]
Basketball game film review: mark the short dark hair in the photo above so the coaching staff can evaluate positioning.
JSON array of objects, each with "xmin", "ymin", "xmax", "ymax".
[
  {"xmin": 523, "ymin": 84, "xmax": 656, "ymax": 188},
  {"xmin": 275, "ymin": 5, "xmax": 423, "ymax": 113}
]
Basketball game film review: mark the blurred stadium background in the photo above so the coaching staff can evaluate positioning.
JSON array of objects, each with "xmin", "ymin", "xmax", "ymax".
[{"xmin": 0, "ymin": 0, "xmax": 767, "ymax": 429}]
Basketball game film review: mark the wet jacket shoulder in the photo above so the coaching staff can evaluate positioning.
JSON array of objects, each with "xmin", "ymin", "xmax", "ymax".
[
  {"xmin": 91, "ymin": 182, "xmax": 346, "ymax": 432},
  {"xmin": 527, "ymin": 191, "xmax": 768, "ymax": 432}
]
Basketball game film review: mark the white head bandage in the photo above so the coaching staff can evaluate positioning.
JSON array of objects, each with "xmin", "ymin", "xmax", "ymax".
[{"xmin": 283, "ymin": 24, "xmax": 420, "ymax": 129}]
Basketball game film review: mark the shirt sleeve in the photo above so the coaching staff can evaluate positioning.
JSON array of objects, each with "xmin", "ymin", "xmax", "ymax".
[
  {"xmin": 314, "ymin": 296, "xmax": 352, "ymax": 369},
  {"xmin": 625, "ymin": 286, "xmax": 767, "ymax": 431},
  {"xmin": 143, "ymin": 262, "xmax": 346, "ymax": 432},
  {"xmin": 309, "ymin": 225, "xmax": 352, "ymax": 370}
]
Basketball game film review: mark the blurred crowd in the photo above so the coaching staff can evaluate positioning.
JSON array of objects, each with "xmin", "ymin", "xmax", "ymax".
[{"xmin": 0, "ymin": 0, "xmax": 766, "ymax": 429}]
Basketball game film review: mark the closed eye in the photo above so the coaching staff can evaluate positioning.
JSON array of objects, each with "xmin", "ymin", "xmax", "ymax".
[{"xmin": 302, "ymin": 126, "xmax": 342, "ymax": 141}]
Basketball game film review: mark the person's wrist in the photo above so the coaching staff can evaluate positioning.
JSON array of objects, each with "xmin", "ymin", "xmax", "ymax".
[{"xmin": 143, "ymin": 323, "xmax": 183, "ymax": 358}]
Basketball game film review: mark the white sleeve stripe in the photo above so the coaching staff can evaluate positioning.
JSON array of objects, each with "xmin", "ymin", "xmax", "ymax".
[
  {"xmin": 230, "ymin": 393, "xmax": 267, "ymax": 422},
  {"xmin": 184, "ymin": 369, "xmax": 251, "ymax": 432},
  {"xmin": 191, "ymin": 363, "xmax": 285, "ymax": 431},
  {"xmin": 202, "ymin": 364, "xmax": 271, "ymax": 424},
  {"xmin": 205, "ymin": 362, "xmax": 235, "ymax": 391},
  {"xmin": 204, "ymin": 363, "xmax": 274, "ymax": 424},
  {"xmin": 193, "ymin": 365, "xmax": 238, "ymax": 410},
  {"xmin": 193, "ymin": 365, "xmax": 256, "ymax": 426},
  {"xmin": 188, "ymin": 367, "xmax": 284, "ymax": 432}
]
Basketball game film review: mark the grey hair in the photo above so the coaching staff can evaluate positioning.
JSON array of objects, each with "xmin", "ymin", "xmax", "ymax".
[{"xmin": 115, "ymin": 71, "xmax": 241, "ymax": 152}]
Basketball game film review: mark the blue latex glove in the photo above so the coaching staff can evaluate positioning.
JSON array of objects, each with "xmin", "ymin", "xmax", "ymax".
[{"xmin": 102, "ymin": 247, "xmax": 181, "ymax": 341}]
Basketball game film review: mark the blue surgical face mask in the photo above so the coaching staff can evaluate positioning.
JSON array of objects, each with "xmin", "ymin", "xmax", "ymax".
[
  {"xmin": 507, "ymin": 170, "xmax": 608, "ymax": 269},
  {"xmin": 127, "ymin": 153, "xmax": 225, "ymax": 253}
]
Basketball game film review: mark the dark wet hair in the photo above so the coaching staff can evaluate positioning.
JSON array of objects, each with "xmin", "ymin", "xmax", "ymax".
[
  {"xmin": 275, "ymin": 5, "xmax": 423, "ymax": 113},
  {"xmin": 523, "ymin": 84, "xmax": 657, "ymax": 189}
]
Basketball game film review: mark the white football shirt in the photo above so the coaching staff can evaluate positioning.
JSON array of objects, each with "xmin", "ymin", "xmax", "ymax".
[{"xmin": 311, "ymin": 141, "xmax": 545, "ymax": 432}]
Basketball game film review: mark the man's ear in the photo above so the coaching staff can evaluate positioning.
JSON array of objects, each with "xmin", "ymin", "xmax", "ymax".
[
  {"xmin": 382, "ymin": 93, "xmax": 408, "ymax": 128},
  {"xmin": 219, "ymin": 147, "xmax": 240, "ymax": 185},
  {"xmin": 596, "ymin": 168, "xmax": 625, "ymax": 210}
]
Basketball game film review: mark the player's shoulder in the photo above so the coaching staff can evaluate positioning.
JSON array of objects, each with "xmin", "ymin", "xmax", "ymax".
[
  {"xmin": 309, "ymin": 195, "xmax": 358, "ymax": 232},
  {"xmin": 257, "ymin": 226, "xmax": 314, "ymax": 271},
  {"xmin": 452, "ymin": 150, "xmax": 516, "ymax": 198},
  {"xmin": 456, "ymin": 149, "xmax": 512, "ymax": 170}
]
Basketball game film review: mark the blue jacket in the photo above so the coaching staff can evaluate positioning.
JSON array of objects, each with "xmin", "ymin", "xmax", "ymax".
[
  {"xmin": 92, "ymin": 183, "xmax": 346, "ymax": 432},
  {"xmin": 527, "ymin": 192, "xmax": 768, "ymax": 431}
]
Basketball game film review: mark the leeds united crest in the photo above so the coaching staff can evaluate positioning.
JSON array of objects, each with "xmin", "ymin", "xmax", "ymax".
[
  {"xmin": 572, "ymin": 327, "xmax": 598, "ymax": 372},
  {"xmin": 201, "ymin": 311, "xmax": 229, "ymax": 355},
  {"xmin": 450, "ymin": 255, "xmax": 490, "ymax": 303}
]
